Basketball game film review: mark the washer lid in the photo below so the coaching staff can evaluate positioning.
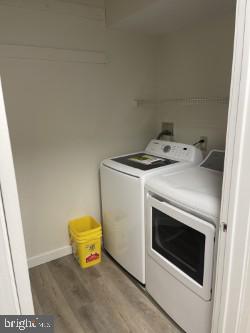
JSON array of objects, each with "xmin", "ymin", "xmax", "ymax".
[
  {"xmin": 146, "ymin": 166, "xmax": 223, "ymax": 224},
  {"xmin": 112, "ymin": 153, "xmax": 178, "ymax": 171}
]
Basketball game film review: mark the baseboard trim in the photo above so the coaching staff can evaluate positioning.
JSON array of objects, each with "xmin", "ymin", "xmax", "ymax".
[{"xmin": 28, "ymin": 245, "xmax": 72, "ymax": 268}]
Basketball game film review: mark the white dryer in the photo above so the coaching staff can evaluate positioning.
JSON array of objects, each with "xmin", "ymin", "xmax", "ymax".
[
  {"xmin": 145, "ymin": 150, "xmax": 224, "ymax": 333},
  {"xmin": 100, "ymin": 140, "xmax": 202, "ymax": 284}
]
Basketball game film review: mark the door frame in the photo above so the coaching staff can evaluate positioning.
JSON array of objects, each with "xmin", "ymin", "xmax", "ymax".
[
  {"xmin": 0, "ymin": 78, "xmax": 34, "ymax": 314},
  {"xmin": 0, "ymin": 187, "xmax": 20, "ymax": 314},
  {"xmin": 212, "ymin": 0, "xmax": 250, "ymax": 332}
]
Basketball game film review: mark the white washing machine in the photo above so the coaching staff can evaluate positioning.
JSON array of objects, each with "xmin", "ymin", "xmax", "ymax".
[
  {"xmin": 145, "ymin": 150, "xmax": 224, "ymax": 333},
  {"xmin": 100, "ymin": 140, "xmax": 202, "ymax": 284}
]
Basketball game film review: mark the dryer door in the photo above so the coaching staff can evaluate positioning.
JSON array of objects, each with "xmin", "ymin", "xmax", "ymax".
[{"xmin": 146, "ymin": 194, "xmax": 215, "ymax": 301}]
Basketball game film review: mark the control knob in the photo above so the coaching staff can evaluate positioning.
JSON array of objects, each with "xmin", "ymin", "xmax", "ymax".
[{"xmin": 163, "ymin": 145, "xmax": 171, "ymax": 153}]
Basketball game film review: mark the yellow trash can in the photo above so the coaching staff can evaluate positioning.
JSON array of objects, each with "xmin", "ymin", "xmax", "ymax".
[{"xmin": 69, "ymin": 216, "xmax": 102, "ymax": 268}]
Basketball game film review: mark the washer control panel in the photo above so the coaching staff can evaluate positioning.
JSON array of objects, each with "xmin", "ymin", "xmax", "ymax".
[{"xmin": 145, "ymin": 140, "xmax": 202, "ymax": 163}]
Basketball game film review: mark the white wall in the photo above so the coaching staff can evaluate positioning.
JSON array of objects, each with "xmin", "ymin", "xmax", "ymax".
[
  {"xmin": 0, "ymin": 1, "xmax": 157, "ymax": 259},
  {"xmin": 156, "ymin": 13, "xmax": 235, "ymax": 151},
  {"xmin": 105, "ymin": 0, "xmax": 154, "ymax": 26}
]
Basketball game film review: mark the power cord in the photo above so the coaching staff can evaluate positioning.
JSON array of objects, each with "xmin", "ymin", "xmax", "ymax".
[{"xmin": 193, "ymin": 139, "xmax": 205, "ymax": 146}]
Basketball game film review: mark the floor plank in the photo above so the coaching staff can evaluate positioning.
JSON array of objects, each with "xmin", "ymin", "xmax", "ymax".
[{"xmin": 30, "ymin": 253, "xmax": 182, "ymax": 333}]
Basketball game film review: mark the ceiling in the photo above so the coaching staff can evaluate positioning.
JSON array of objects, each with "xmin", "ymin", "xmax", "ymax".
[{"xmin": 105, "ymin": 0, "xmax": 236, "ymax": 35}]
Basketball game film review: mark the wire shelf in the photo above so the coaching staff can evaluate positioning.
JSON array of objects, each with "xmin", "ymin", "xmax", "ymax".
[{"xmin": 134, "ymin": 96, "xmax": 229, "ymax": 107}]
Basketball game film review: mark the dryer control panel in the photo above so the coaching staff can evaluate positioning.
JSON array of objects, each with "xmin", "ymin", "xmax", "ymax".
[{"xmin": 145, "ymin": 140, "xmax": 202, "ymax": 163}]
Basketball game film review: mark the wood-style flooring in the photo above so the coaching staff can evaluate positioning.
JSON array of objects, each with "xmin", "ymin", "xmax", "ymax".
[{"xmin": 30, "ymin": 253, "xmax": 182, "ymax": 333}]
